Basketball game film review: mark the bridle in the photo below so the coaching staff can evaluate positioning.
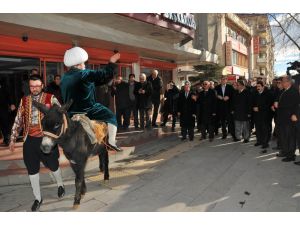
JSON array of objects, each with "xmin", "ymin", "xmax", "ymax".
[{"xmin": 43, "ymin": 113, "xmax": 68, "ymax": 139}]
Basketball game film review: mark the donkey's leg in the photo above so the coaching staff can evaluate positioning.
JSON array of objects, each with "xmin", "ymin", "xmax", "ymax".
[
  {"xmin": 103, "ymin": 148, "xmax": 109, "ymax": 181},
  {"xmin": 81, "ymin": 178, "xmax": 87, "ymax": 197},
  {"xmin": 70, "ymin": 163, "xmax": 83, "ymax": 209}
]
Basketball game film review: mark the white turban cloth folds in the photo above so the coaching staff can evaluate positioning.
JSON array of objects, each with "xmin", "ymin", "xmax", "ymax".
[{"xmin": 64, "ymin": 47, "xmax": 88, "ymax": 67}]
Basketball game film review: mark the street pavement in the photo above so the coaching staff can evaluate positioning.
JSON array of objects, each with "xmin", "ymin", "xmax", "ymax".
[{"xmin": 1, "ymin": 129, "xmax": 300, "ymax": 212}]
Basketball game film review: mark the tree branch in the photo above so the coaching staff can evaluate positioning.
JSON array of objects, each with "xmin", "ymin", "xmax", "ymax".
[
  {"xmin": 288, "ymin": 13, "xmax": 300, "ymax": 25},
  {"xmin": 269, "ymin": 14, "xmax": 300, "ymax": 51}
]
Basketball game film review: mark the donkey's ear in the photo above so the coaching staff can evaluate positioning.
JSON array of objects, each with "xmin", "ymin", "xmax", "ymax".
[
  {"xmin": 60, "ymin": 99, "xmax": 73, "ymax": 113},
  {"xmin": 32, "ymin": 101, "xmax": 50, "ymax": 114}
]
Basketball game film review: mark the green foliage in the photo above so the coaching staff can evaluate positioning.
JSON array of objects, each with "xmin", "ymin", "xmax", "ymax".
[{"xmin": 191, "ymin": 64, "xmax": 225, "ymax": 82}]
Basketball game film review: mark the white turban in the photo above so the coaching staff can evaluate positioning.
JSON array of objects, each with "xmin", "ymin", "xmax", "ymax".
[{"xmin": 63, "ymin": 47, "xmax": 88, "ymax": 67}]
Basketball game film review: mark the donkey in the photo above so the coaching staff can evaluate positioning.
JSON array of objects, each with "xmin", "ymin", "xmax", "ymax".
[{"xmin": 33, "ymin": 100, "xmax": 109, "ymax": 209}]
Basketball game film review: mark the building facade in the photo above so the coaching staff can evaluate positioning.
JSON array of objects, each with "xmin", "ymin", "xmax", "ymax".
[
  {"xmin": 238, "ymin": 14, "xmax": 275, "ymax": 84},
  {"xmin": 0, "ymin": 13, "xmax": 218, "ymax": 106},
  {"xmin": 194, "ymin": 13, "xmax": 253, "ymax": 82}
]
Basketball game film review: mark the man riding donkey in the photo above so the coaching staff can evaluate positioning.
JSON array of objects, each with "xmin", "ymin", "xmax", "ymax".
[{"xmin": 60, "ymin": 47, "xmax": 122, "ymax": 152}]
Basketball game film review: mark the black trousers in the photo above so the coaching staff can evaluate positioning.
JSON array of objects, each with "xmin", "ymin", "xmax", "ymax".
[
  {"xmin": 23, "ymin": 136, "xmax": 59, "ymax": 175},
  {"xmin": 219, "ymin": 113, "xmax": 231, "ymax": 137},
  {"xmin": 162, "ymin": 110, "xmax": 177, "ymax": 128},
  {"xmin": 128, "ymin": 100, "xmax": 139, "ymax": 128},
  {"xmin": 200, "ymin": 120, "xmax": 214, "ymax": 139},
  {"xmin": 279, "ymin": 123, "xmax": 297, "ymax": 158},
  {"xmin": 0, "ymin": 110, "xmax": 10, "ymax": 143},
  {"xmin": 181, "ymin": 126, "xmax": 194, "ymax": 140},
  {"xmin": 139, "ymin": 108, "xmax": 151, "ymax": 128},
  {"xmin": 255, "ymin": 120, "xmax": 270, "ymax": 145},
  {"xmin": 151, "ymin": 102, "xmax": 160, "ymax": 125},
  {"xmin": 116, "ymin": 107, "xmax": 130, "ymax": 129}
]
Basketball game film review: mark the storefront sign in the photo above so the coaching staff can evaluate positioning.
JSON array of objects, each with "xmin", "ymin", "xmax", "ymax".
[
  {"xmin": 226, "ymin": 41, "xmax": 232, "ymax": 66},
  {"xmin": 253, "ymin": 36, "xmax": 260, "ymax": 54},
  {"xmin": 162, "ymin": 13, "xmax": 196, "ymax": 29},
  {"xmin": 230, "ymin": 37, "xmax": 248, "ymax": 55}
]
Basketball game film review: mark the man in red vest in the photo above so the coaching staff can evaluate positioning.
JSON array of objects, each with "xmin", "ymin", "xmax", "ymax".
[{"xmin": 9, "ymin": 75, "xmax": 65, "ymax": 212}]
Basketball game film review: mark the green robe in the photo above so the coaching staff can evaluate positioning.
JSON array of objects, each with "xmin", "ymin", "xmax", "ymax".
[{"xmin": 60, "ymin": 63, "xmax": 117, "ymax": 126}]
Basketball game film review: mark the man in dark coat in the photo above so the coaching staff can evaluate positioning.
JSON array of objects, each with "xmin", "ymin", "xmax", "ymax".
[
  {"xmin": 135, "ymin": 73, "xmax": 153, "ymax": 129},
  {"xmin": 177, "ymin": 81, "xmax": 196, "ymax": 141},
  {"xmin": 0, "ymin": 78, "xmax": 16, "ymax": 146},
  {"xmin": 215, "ymin": 76, "xmax": 234, "ymax": 139},
  {"xmin": 252, "ymin": 81, "xmax": 273, "ymax": 153},
  {"xmin": 147, "ymin": 69, "xmax": 163, "ymax": 127},
  {"xmin": 231, "ymin": 80, "xmax": 252, "ymax": 142},
  {"xmin": 128, "ymin": 73, "xmax": 139, "ymax": 129},
  {"xmin": 46, "ymin": 75, "xmax": 63, "ymax": 104},
  {"xmin": 60, "ymin": 47, "xmax": 122, "ymax": 152},
  {"xmin": 272, "ymin": 78, "xmax": 284, "ymax": 150},
  {"xmin": 161, "ymin": 81, "xmax": 179, "ymax": 131},
  {"xmin": 276, "ymin": 75, "xmax": 300, "ymax": 162},
  {"xmin": 197, "ymin": 80, "xmax": 217, "ymax": 141},
  {"xmin": 111, "ymin": 76, "xmax": 130, "ymax": 130}
]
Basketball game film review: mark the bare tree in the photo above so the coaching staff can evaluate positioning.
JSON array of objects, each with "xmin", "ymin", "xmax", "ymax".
[{"xmin": 268, "ymin": 13, "xmax": 300, "ymax": 51}]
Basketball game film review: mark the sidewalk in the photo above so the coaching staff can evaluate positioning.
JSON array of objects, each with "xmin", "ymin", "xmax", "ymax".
[{"xmin": 0, "ymin": 125, "xmax": 178, "ymax": 186}]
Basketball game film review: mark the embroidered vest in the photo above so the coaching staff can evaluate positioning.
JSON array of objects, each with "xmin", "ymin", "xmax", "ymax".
[{"xmin": 21, "ymin": 93, "xmax": 52, "ymax": 138}]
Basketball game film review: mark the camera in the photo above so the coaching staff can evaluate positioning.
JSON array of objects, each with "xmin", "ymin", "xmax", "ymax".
[{"xmin": 22, "ymin": 34, "xmax": 28, "ymax": 42}]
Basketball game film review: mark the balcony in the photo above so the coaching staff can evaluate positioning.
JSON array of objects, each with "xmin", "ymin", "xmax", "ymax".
[{"xmin": 257, "ymin": 57, "xmax": 267, "ymax": 64}]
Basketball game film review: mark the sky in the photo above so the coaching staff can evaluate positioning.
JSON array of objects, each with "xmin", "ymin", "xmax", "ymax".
[{"xmin": 269, "ymin": 14, "xmax": 300, "ymax": 76}]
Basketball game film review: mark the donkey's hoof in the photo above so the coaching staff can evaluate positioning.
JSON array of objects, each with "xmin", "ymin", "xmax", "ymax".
[{"xmin": 73, "ymin": 204, "xmax": 80, "ymax": 210}]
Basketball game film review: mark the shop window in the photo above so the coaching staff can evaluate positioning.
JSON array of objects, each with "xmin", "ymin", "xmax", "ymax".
[{"xmin": 45, "ymin": 61, "xmax": 64, "ymax": 85}]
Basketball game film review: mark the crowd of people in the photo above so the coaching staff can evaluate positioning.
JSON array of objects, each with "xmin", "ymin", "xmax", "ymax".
[
  {"xmin": 1, "ymin": 45, "xmax": 300, "ymax": 211},
  {"xmin": 112, "ymin": 72, "xmax": 300, "ymax": 164}
]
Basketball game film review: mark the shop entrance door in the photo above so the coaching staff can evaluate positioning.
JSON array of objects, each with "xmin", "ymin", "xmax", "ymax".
[{"xmin": 0, "ymin": 56, "xmax": 41, "ymax": 105}]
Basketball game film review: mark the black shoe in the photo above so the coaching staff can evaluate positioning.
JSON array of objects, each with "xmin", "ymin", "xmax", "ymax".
[
  {"xmin": 261, "ymin": 150, "xmax": 267, "ymax": 154},
  {"xmin": 107, "ymin": 143, "xmax": 123, "ymax": 152},
  {"xmin": 181, "ymin": 137, "xmax": 186, "ymax": 141},
  {"xmin": 254, "ymin": 143, "xmax": 262, "ymax": 146},
  {"xmin": 272, "ymin": 146, "xmax": 281, "ymax": 150},
  {"xmin": 243, "ymin": 139, "xmax": 249, "ymax": 143},
  {"xmin": 276, "ymin": 153, "xmax": 286, "ymax": 157},
  {"xmin": 209, "ymin": 138, "xmax": 213, "ymax": 142},
  {"xmin": 233, "ymin": 138, "xmax": 241, "ymax": 142},
  {"xmin": 282, "ymin": 156, "xmax": 296, "ymax": 162},
  {"xmin": 189, "ymin": 137, "xmax": 194, "ymax": 141},
  {"xmin": 171, "ymin": 127, "xmax": 175, "ymax": 132},
  {"xmin": 221, "ymin": 135, "xmax": 227, "ymax": 139},
  {"xmin": 31, "ymin": 199, "xmax": 43, "ymax": 212},
  {"xmin": 152, "ymin": 124, "xmax": 158, "ymax": 128},
  {"xmin": 261, "ymin": 144, "xmax": 269, "ymax": 149},
  {"xmin": 58, "ymin": 186, "xmax": 65, "ymax": 199},
  {"xmin": 294, "ymin": 161, "xmax": 300, "ymax": 165},
  {"xmin": 160, "ymin": 123, "xmax": 166, "ymax": 127},
  {"xmin": 200, "ymin": 136, "xmax": 206, "ymax": 141}
]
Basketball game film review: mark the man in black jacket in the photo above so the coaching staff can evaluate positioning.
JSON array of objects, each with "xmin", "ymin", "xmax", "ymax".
[
  {"xmin": 272, "ymin": 78, "xmax": 284, "ymax": 150},
  {"xmin": 177, "ymin": 81, "xmax": 196, "ymax": 141},
  {"xmin": 147, "ymin": 69, "xmax": 163, "ymax": 127},
  {"xmin": 197, "ymin": 80, "xmax": 217, "ymax": 142},
  {"xmin": 46, "ymin": 75, "xmax": 63, "ymax": 104},
  {"xmin": 0, "ymin": 78, "xmax": 16, "ymax": 146},
  {"xmin": 215, "ymin": 76, "xmax": 234, "ymax": 139},
  {"xmin": 135, "ymin": 73, "xmax": 153, "ymax": 129},
  {"xmin": 253, "ymin": 81, "xmax": 273, "ymax": 153},
  {"xmin": 111, "ymin": 76, "xmax": 130, "ymax": 130},
  {"xmin": 231, "ymin": 80, "xmax": 252, "ymax": 143},
  {"xmin": 161, "ymin": 81, "xmax": 179, "ymax": 131},
  {"xmin": 277, "ymin": 75, "xmax": 299, "ymax": 162},
  {"xmin": 128, "ymin": 73, "xmax": 139, "ymax": 129}
]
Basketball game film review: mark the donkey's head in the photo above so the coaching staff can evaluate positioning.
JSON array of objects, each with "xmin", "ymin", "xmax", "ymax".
[{"xmin": 33, "ymin": 100, "xmax": 73, "ymax": 154}]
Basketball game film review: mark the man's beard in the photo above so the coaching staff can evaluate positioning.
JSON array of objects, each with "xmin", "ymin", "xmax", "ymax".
[{"xmin": 32, "ymin": 91, "xmax": 41, "ymax": 96}]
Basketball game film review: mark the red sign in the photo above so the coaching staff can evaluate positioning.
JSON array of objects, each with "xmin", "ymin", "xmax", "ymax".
[
  {"xmin": 253, "ymin": 36, "xmax": 260, "ymax": 54},
  {"xmin": 226, "ymin": 41, "xmax": 232, "ymax": 66}
]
